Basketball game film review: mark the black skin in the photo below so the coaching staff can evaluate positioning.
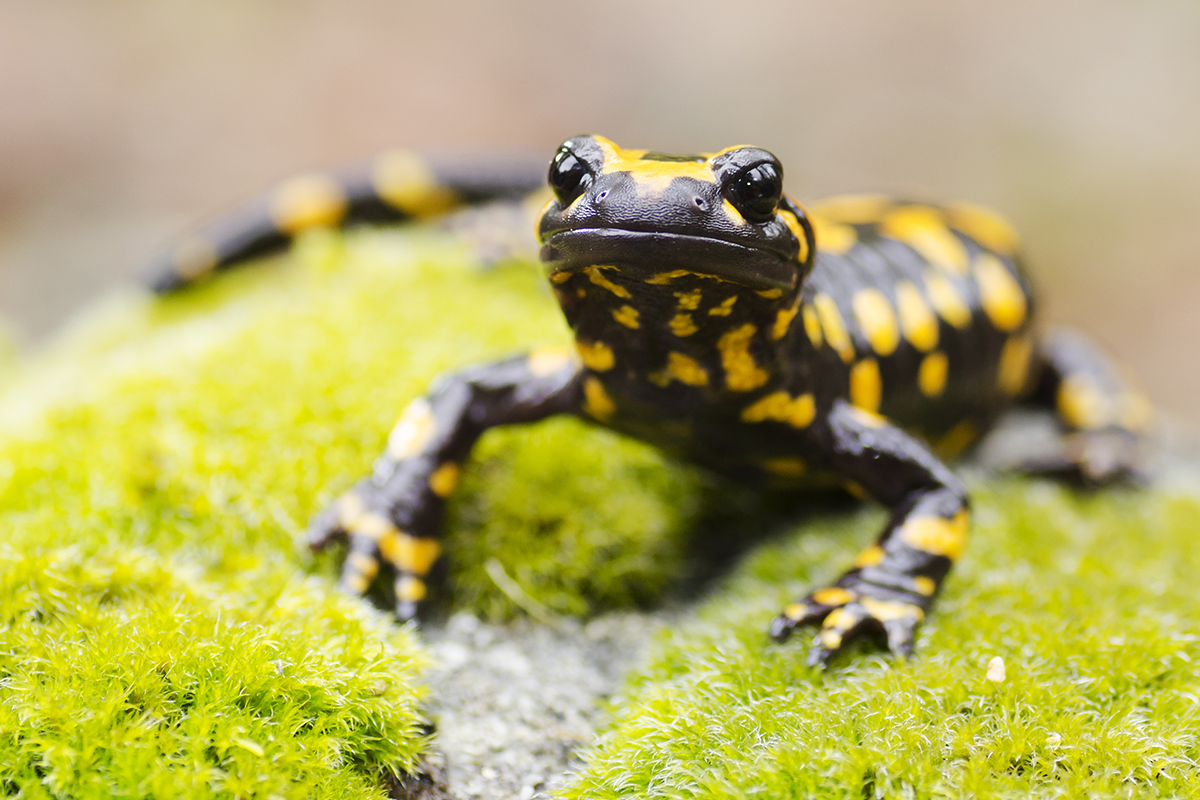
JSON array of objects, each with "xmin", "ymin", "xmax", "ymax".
[{"xmin": 150, "ymin": 135, "xmax": 1151, "ymax": 665}]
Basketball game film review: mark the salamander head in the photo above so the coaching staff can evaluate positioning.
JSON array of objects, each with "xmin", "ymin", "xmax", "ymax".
[{"xmin": 537, "ymin": 135, "xmax": 815, "ymax": 292}]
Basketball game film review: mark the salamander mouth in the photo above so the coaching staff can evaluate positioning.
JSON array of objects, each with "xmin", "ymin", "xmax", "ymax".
[{"xmin": 540, "ymin": 228, "xmax": 798, "ymax": 291}]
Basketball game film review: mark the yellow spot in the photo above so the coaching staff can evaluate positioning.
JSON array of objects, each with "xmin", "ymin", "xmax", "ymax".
[
  {"xmin": 1119, "ymin": 391, "xmax": 1154, "ymax": 432},
  {"xmin": 674, "ymin": 289, "xmax": 703, "ymax": 310},
  {"xmin": 947, "ymin": 202, "xmax": 1020, "ymax": 254},
  {"xmin": 723, "ymin": 198, "xmax": 747, "ymax": 225},
  {"xmin": 527, "ymin": 346, "xmax": 573, "ymax": 377},
  {"xmin": 656, "ymin": 352, "xmax": 709, "ymax": 387},
  {"xmin": 346, "ymin": 551, "xmax": 379, "ymax": 580},
  {"xmin": 936, "ymin": 420, "xmax": 979, "ymax": 458},
  {"xmin": 802, "ymin": 305, "xmax": 823, "ymax": 348},
  {"xmin": 756, "ymin": 288, "xmax": 784, "ymax": 299},
  {"xmin": 859, "ymin": 597, "xmax": 924, "ymax": 623},
  {"xmin": 740, "ymin": 392, "xmax": 816, "ymax": 428},
  {"xmin": 845, "ymin": 405, "xmax": 887, "ymax": 429},
  {"xmin": 844, "ymin": 480, "xmax": 870, "ymax": 500},
  {"xmin": 881, "ymin": 206, "xmax": 968, "ymax": 275},
  {"xmin": 708, "ymin": 296, "xmax": 738, "ymax": 316},
  {"xmin": 784, "ymin": 603, "xmax": 809, "ymax": 621},
  {"xmin": 344, "ymin": 571, "xmax": 370, "ymax": 594},
  {"xmin": 823, "ymin": 608, "xmax": 856, "ymax": 633},
  {"xmin": 379, "ymin": 532, "xmax": 443, "ymax": 574},
  {"xmin": 549, "ymin": 271, "xmax": 572, "ymax": 285},
  {"xmin": 779, "ymin": 208, "xmax": 810, "ymax": 264},
  {"xmin": 372, "ymin": 149, "xmax": 457, "ymax": 217},
  {"xmin": 813, "ymin": 587, "xmax": 855, "ymax": 606},
  {"xmin": 428, "ymin": 462, "xmax": 460, "ymax": 497},
  {"xmin": 850, "ymin": 358, "xmax": 883, "ymax": 412},
  {"xmin": 898, "ymin": 509, "xmax": 970, "ymax": 561},
  {"xmin": 269, "ymin": 173, "xmax": 348, "ymax": 234},
  {"xmin": 975, "ymin": 253, "xmax": 1027, "ymax": 332},
  {"xmin": 387, "ymin": 398, "xmax": 435, "ymax": 460},
  {"xmin": 924, "ymin": 269, "xmax": 972, "ymax": 329},
  {"xmin": 853, "ymin": 545, "xmax": 885, "ymax": 568},
  {"xmin": 1058, "ymin": 375, "xmax": 1112, "ymax": 430},
  {"xmin": 585, "ymin": 266, "xmax": 632, "ymax": 298},
  {"xmin": 809, "ymin": 213, "xmax": 857, "ymax": 255},
  {"xmin": 913, "ymin": 576, "xmax": 937, "ymax": 596},
  {"xmin": 718, "ymin": 324, "xmax": 770, "ymax": 391},
  {"xmin": 669, "ymin": 313, "xmax": 699, "ymax": 337},
  {"xmin": 818, "ymin": 628, "xmax": 844, "ymax": 650},
  {"xmin": 593, "ymin": 136, "xmax": 716, "ymax": 195},
  {"xmin": 997, "ymin": 333, "xmax": 1034, "ymax": 396},
  {"xmin": 582, "ymin": 377, "xmax": 616, "ymax": 421},
  {"xmin": 762, "ymin": 457, "xmax": 807, "ymax": 477},
  {"xmin": 395, "ymin": 575, "xmax": 427, "ymax": 603},
  {"xmin": 852, "ymin": 288, "xmax": 900, "ymax": 357},
  {"xmin": 576, "ymin": 340, "xmax": 615, "ymax": 372},
  {"xmin": 349, "ymin": 511, "xmax": 399, "ymax": 542},
  {"xmin": 810, "ymin": 193, "xmax": 891, "ymax": 224},
  {"xmin": 645, "ymin": 269, "xmax": 692, "ymax": 285},
  {"xmin": 895, "ymin": 280, "xmax": 940, "ymax": 352},
  {"xmin": 772, "ymin": 306, "xmax": 799, "ymax": 340},
  {"xmin": 172, "ymin": 236, "xmax": 219, "ymax": 280},
  {"xmin": 918, "ymin": 352, "xmax": 949, "ymax": 398},
  {"xmin": 612, "ymin": 305, "xmax": 641, "ymax": 329},
  {"xmin": 813, "ymin": 293, "xmax": 855, "ymax": 362}
]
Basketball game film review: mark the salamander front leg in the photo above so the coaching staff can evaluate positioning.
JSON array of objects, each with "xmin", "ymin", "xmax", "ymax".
[
  {"xmin": 307, "ymin": 348, "xmax": 583, "ymax": 620},
  {"xmin": 770, "ymin": 401, "xmax": 970, "ymax": 666}
]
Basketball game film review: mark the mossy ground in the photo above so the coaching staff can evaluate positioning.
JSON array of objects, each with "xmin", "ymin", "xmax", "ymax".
[{"xmin": 3, "ymin": 226, "xmax": 1198, "ymax": 798}]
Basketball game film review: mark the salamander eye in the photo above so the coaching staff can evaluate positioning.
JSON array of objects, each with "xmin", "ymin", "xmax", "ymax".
[
  {"xmin": 726, "ymin": 163, "xmax": 783, "ymax": 223},
  {"xmin": 548, "ymin": 148, "xmax": 592, "ymax": 205}
]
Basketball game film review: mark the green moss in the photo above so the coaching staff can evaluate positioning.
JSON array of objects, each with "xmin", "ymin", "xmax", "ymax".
[{"xmin": 560, "ymin": 481, "xmax": 1200, "ymax": 799}]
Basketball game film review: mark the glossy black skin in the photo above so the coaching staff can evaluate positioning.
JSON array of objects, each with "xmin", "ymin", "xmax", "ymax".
[{"xmin": 150, "ymin": 135, "xmax": 1148, "ymax": 665}]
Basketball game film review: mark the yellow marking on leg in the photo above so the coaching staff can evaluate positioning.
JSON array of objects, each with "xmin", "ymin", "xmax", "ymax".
[
  {"xmin": 946, "ymin": 202, "xmax": 1020, "ymax": 254},
  {"xmin": 802, "ymin": 305, "xmax": 823, "ymax": 348},
  {"xmin": 379, "ymin": 532, "xmax": 442, "ymax": 575},
  {"xmin": 975, "ymin": 253, "xmax": 1027, "ymax": 332},
  {"xmin": 923, "ymin": 269, "xmax": 972, "ymax": 329},
  {"xmin": 373, "ymin": 150, "xmax": 457, "ymax": 217},
  {"xmin": 582, "ymin": 377, "xmax": 616, "ymax": 421},
  {"xmin": 549, "ymin": 270, "xmax": 572, "ymax": 284},
  {"xmin": 918, "ymin": 351, "xmax": 949, "ymax": 398},
  {"xmin": 762, "ymin": 457, "xmax": 807, "ymax": 477},
  {"xmin": 1119, "ymin": 390, "xmax": 1154, "ymax": 432},
  {"xmin": 575, "ymin": 340, "xmax": 615, "ymax": 372},
  {"xmin": 612, "ymin": 305, "xmax": 641, "ymax": 329},
  {"xmin": 718, "ymin": 324, "xmax": 770, "ymax": 391},
  {"xmin": 708, "ymin": 295, "xmax": 739, "ymax": 316},
  {"xmin": 913, "ymin": 576, "xmax": 937, "ymax": 596},
  {"xmin": 741, "ymin": 392, "xmax": 816, "ymax": 428},
  {"xmin": 650, "ymin": 352, "xmax": 709, "ymax": 387},
  {"xmin": 898, "ymin": 509, "xmax": 970, "ymax": 561},
  {"xmin": 674, "ymin": 289, "xmax": 703, "ymax": 310},
  {"xmin": 387, "ymin": 398, "xmax": 436, "ymax": 460},
  {"xmin": 669, "ymin": 313, "xmax": 698, "ymax": 337},
  {"xmin": 645, "ymin": 269, "xmax": 692, "ymax": 285},
  {"xmin": 895, "ymin": 280, "xmax": 939, "ymax": 352},
  {"xmin": 881, "ymin": 206, "xmax": 968, "ymax": 275},
  {"xmin": 812, "ymin": 587, "xmax": 856, "ymax": 606},
  {"xmin": 850, "ymin": 358, "xmax": 883, "ymax": 412},
  {"xmin": 853, "ymin": 545, "xmax": 885, "ymax": 568},
  {"xmin": 784, "ymin": 603, "xmax": 809, "ymax": 621},
  {"xmin": 270, "ymin": 174, "xmax": 348, "ymax": 234},
  {"xmin": 772, "ymin": 305, "xmax": 799, "ymax": 340},
  {"xmin": 527, "ymin": 346, "xmax": 573, "ymax": 377},
  {"xmin": 852, "ymin": 288, "xmax": 900, "ymax": 357},
  {"xmin": 935, "ymin": 420, "xmax": 979, "ymax": 458},
  {"xmin": 809, "ymin": 194, "xmax": 891, "ymax": 224},
  {"xmin": 809, "ymin": 213, "xmax": 857, "ymax": 255},
  {"xmin": 585, "ymin": 266, "xmax": 632, "ymax": 298},
  {"xmin": 395, "ymin": 575, "xmax": 428, "ymax": 603},
  {"xmin": 1058, "ymin": 374, "xmax": 1113, "ymax": 430},
  {"xmin": 818, "ymin": 629, "xmax": 845, "ymax": 650},
  {"xmin": 813, "ymin": 293, "xmax": 855, "ymax": 362},
  {"xmin": 997, "ymin": 333, "xmax": 1035, "ymax": 395},
  {"xmin": 859, "ymin": 597, "xmax": 924, "ymax": 623},
  {"xmin": 172, "ymin": 236, "xmax": 220, "ymax": 280},
  {"xmin": 428, "ymin": 462, "xmax": 461, "ymax": 498}
]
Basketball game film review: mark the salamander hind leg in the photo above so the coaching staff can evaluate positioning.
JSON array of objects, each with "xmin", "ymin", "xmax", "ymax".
[{"xmin": 770, "ymin": 401, "xmax": 970, "ymax": 666}]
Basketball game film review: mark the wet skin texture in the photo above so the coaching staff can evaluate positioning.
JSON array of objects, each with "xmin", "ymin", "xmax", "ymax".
[{"xmin": 150, "ymin": 135, "xmax": 1152, "ymax": 665}]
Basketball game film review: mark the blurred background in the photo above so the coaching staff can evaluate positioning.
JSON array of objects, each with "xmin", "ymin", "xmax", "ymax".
[{"xmin": 0, "ymin": 0, "xmax": 1197, "ymax": 423}]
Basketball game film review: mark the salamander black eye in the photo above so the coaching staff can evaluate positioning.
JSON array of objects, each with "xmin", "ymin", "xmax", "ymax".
[
  {"xmin": 726, "ymin": 163, "xmax": 783, "ymax": 223},
  {"xmin": 548, "ymin": 148, "xmax": 591, "ymax": 206}
]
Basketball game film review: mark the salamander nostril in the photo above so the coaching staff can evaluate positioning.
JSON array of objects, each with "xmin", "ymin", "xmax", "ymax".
[
  {"xmin": 693, "ymin": 197, "xmax": 708, "ymax": 211},
  {"xmin": 596, "ymin": 190, "xmax": 609, "ymax": 202}
]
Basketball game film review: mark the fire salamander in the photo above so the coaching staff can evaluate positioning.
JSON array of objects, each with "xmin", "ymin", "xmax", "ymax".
[{"xmin": 148, "ymin": 135, "xmax": 1153, "ymax": 665}]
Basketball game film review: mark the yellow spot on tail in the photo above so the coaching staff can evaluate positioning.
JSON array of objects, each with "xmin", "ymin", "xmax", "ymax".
[
  {"xmin": 812, "ymin": 587, "xmax": 856, "ymax": 606},
  {"xmin": 669, "ymin": 313, "xmax": 699, "ymax": 337},
  {"xmin": 947, "ymin": 202, "xmax": 1020, "ymax": 254},
  {"xmin": 718, "ymin": 324, "xmax": 770, "ymax": 391},
  {"xmin": 850, "ymin": 358, "xmax": 883, "ymax": 412},
  {"xmin": 172, "ymin": 236, "xmax": 220, "ymax": 280},
  {"xmin": 784, "ymin": 603, "xmax": 808, "ymax": 621},
  {"xmin": 675, "ymin": 289, "xmax": 703, "ymax": 310},
  {"xmin": 585, "ymin": 266, "xmax": 632, "ymax": 298},
  {"xmin": 809, "ymin": 213, "xmax": 857, "ymax": 255},
  {"xmin": 528, "ymin": 346, "xmax": 573, "ymax": 376},
  {"xmin": 655, "ymin": 352, "xmax": 709, "ymax": 387},
  {"xmin": 924, "ymin": 269, "xmax": 972, "ymax": 329},
  {"xmin": 895, "ymin": 280, "xmax": 940, "ymax": 352},
  {"xmin": 918, "ymin": 351, "xmax": 949, "ymax": 398},
  {"xmin": 270, "ymin": 174, "xmax": 348, "ymax": 234},
  {"xmin": 740, "ymin": 392, "xmax": 816, "ymax": 428},
  {"xmin": 582, "ymin": 377, "xmax": 616, "ymax": 421},
  {"xmin": 802, "ymin": 305, "xmax": 823, "ymax": 348},
  {"xmin": 853, "ymin": 545, "xmax": 885, "ymax": 567},
  {"xmin": 898, "ymin": 509, "xmax": 970, "ymax": 561},
  {"xmin": 762, "ymin": 457, "xmax": 807, "ymax": 477},
  {"xmin": 387, "ymin": 398, "xmax": 436, "ymax": 460},
  {"xmin": 997, "ymin": 333, "xmax": 1035, "ymax": 395},
  {"xmin": 813, "ymin": 293, "xmax": 855, "ymax": 362},
  {"xmin": 1058, "ymin": 374, "xmax": 1112, "ymax": 430},
  {"xmin": 395, "ymin": 575, "xmax": 427, "ymax": 603},
  {"xmin": 576, "ymin": 340, "xmax": 615, "ymax": 372},
  {"xmin": 913, "ymin": 576, "xmax": 937, "ymax": 596},
  {"xmin": 772, "ymin": 305, "xmax": 799, "ymax": 340},
  {"xmin": 936, "ymin": 420, "xmax": 979, "ymax": 458},
  {"xmin": 373, "ymin": 149, "xmax": 457, "ymax": 217},
  {"xmin": 852, "ymin": 288, "xmax": 900, "ymax": 357},
  {"xmin": 428, "ymin": 462, "xmax": 461, "ymax": 497},
  {"xmin": 881, "ymin": 206, "xmax": 968, "ymax": 275},
  {"xmin": 975, "ymin": 253, "xmax": 1028, "ymax": 332},
  {"xmin": 379, "ymin": 531, "xmax": 443, "ymax": 574},
  {"xmin": 708, "ymin": 296, "xmax": 739, "ymax": 316},
  {"xmin": 612, "ymin": 305, "xmax": 641, "ymax": 329},
  {"xmin": 645, "ymin": 269, "xmax": 692, "ymax": 285}
]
